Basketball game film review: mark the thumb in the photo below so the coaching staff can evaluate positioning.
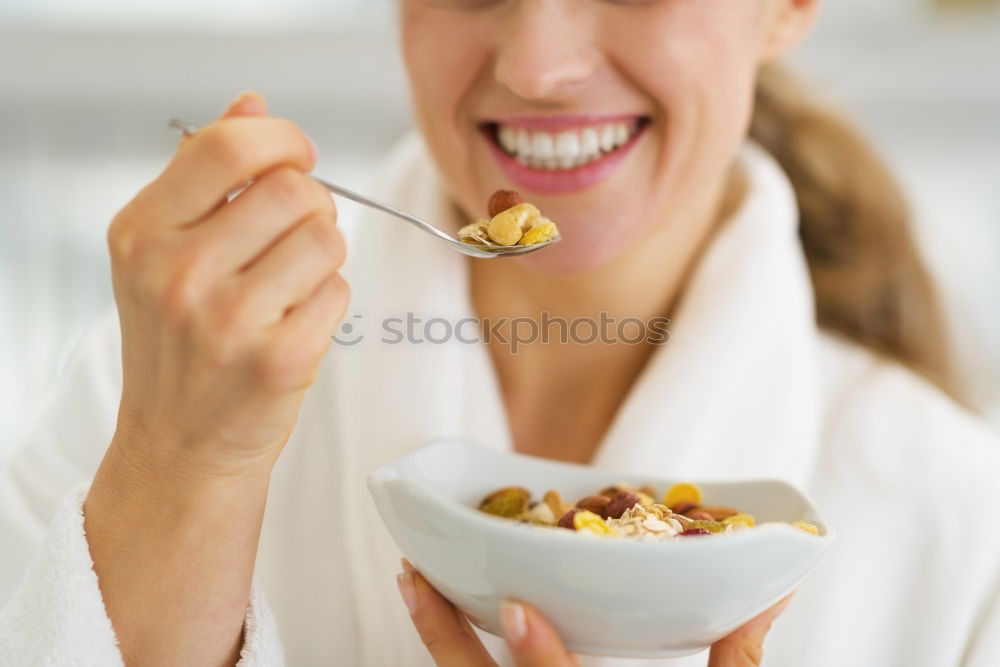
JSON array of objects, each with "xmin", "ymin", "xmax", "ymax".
[
  {"xmin": 707, "ymin": 593, "xmax": 794, "ymax": 667},
  {"xmin": 220, "ymin": 91, "xmax": 268, "ymax": 119}
]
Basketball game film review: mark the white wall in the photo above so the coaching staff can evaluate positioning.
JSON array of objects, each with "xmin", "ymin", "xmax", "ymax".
[{"xmin": 1, "ymin": 2, "xmax": 998, "ymax": 461}]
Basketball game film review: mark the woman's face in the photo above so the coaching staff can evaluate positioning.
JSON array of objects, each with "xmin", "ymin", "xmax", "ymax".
[{"xmin": 400, "ymin": 0, "xmax": 814, "ymax": 272}]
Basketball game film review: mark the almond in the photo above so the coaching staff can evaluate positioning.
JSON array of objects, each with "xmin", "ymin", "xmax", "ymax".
[{"xmin": 487, "ymin": 189, "xmax": 524, "ymax": 218}]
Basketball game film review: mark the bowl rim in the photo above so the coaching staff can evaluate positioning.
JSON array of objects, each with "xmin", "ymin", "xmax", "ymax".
[{"xmin": 368, "ymin": 439, "xmax": 836, "ymax": 549}]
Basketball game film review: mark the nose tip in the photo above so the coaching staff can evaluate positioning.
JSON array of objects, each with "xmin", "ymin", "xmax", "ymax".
[{"xmin": 493, "ymin": 9, "xmax": 600, "ymax": 101}]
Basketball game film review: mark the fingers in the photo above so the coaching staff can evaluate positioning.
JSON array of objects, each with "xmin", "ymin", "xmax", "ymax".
[
  {"xmin": 194, "ymin": 166, "xmax": 336, "ymax": 274},
  {"xmin": 707, "ymin": 594, "xmax": 795, "ymax": 667},
  {"xmin": 398, "ymin": 560, "xmax": 497, "ymax": 667},
  {"xmin": 219, "ymin": 91, "xmax": 269, "ymax": 119},
  {"xmin": 500, "ymin": 601, "xmax": 578, "ymax": 667},
  {"xmin": 234, "ymin": 211, "xmax": 344, "ymax": 325},
  {"xmin": 141, "ymin": 114, "xmax": 318, "ymax": 225}
]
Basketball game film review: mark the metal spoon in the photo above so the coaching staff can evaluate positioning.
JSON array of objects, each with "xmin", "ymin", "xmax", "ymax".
[{"xmin": 168, "ymin": 119, "xmax": 560, "ymax": 258}]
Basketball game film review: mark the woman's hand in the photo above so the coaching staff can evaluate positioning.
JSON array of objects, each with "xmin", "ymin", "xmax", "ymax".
[
  {"xmin": 83, "ymin": 93, "xmax": 348, "ymax": 665},
  {"xmin": 108, "ymin": 92, "xmax": 348, "ymax": 480},
  {"xmin": 398, "ymin": 559, "xmax": 793, "ymax": 666}
]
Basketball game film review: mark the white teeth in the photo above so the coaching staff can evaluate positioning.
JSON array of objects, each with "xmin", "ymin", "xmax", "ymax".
[
  {"xmin": 600, "ymin": 125, "xmax": 617, "ymax": 153},
  {"xmin": 555, "ymin": 131, "xmax": 581, "ymax": 169},
  {"xmin": 532, "ymin": 132, "xmax": 555, "ymax": 160},
  {"xmin": 581, "ymin": 128, "xmax": 600, "ymax": 159},
  {"xmin": 516, "ymin": 129, "xmax": 532, "ymax": 158},
  {"xmin": 499, "ymin": 125, "xmax": 516, "ymax": 153},
  {"xmin": 614, "ymin": 123, "xmax": 629, "ymax": 146},
  {"xmin": 496, "ymin": 120, "xmax": 641, "ymax": 169}
]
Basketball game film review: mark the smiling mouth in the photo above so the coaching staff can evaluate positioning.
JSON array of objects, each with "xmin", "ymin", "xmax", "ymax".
[{"xmin": 480, "ymin": 116, "xmax": 651, "ymax": 171}]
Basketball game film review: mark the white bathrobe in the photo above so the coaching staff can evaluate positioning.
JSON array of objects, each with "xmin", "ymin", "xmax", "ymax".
[{"xmin": 2, "ymin": 136, "xmax": 999, "ymax": 667}]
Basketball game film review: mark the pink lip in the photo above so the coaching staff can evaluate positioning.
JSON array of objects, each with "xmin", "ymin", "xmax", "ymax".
[
  {"xmin": 482, "ymin": 113, "xmax": 642, "ymax": 132},
  {"xmin": 481, "ymin": 120, "xmax": 648, "ymax": 195}
]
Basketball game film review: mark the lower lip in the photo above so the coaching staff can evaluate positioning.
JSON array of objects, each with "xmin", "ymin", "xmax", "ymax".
[{"xmin": 482, "ymin": 124, "xmax": 648, "ymax": 195}]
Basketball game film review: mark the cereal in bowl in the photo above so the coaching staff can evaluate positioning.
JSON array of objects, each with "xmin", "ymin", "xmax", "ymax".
[{"xmin": 477, "ymin": 481, "xmax": 821, "ymax": 540}]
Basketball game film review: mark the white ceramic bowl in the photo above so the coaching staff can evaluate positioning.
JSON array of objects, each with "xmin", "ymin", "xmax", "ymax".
[{"xmin": 368, "ymin": 440, "xmax": 834, "ymax": 658}]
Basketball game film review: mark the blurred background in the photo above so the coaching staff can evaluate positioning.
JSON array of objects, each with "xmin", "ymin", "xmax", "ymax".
[{"xmin": 1, "ymin": 0, "xmax": 998, "ymax": 462}]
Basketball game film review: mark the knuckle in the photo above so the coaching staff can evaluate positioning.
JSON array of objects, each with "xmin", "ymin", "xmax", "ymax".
[
  {"xmin": 199, "ymin": 123, "xmax": 252, "ymax": 176},
  {"xmin": 107, "ymin": 210, "xmax": 138, "ymax": 262},
  {"xmin": 154, "ymin": 253, "xmax": 210, "ymax": 325},
  {"xmin": 302, "ymin": 213, "xmax": 339, "ymax": 257},
  {"xmin": 309, "ymin": 179, "xmax": 337, "ymax": 216},
  {"xmin": 267, "ymin": 167, "xmax": 315, "ymax": 214}
]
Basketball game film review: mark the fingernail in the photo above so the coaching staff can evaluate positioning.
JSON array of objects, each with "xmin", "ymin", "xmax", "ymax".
[
  {"xmin": 306, "ymin": 136, "xmax": 319, "ymax": 163},
  {"xmin": 774, "ymin": 593, "xmax": 795, "ymax": 615},
  {"xmin": 397, "ymin": 572, "xmax": 418, "ymax": 615},
  {"xmin": 400, "ymin": 558, "xmax": 416, "ymax": 573},
  {"xmin": 500, "ymin": 601, "xmax": 527, "ymax": 644},
  {"xmin": 227, "ymin": 91, "xmax": 267, "ymax": 115}
]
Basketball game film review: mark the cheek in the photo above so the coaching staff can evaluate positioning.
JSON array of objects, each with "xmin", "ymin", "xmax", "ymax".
[
  {"xmin": 401, "ymin": 7, "xmax": 489, "ymax": 217},
  {"xmin": 622, "ymin": 9, "xmax": 763, "ymax": 202}
]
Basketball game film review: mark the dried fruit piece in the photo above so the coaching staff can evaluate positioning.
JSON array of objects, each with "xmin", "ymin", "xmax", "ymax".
[
  {"xmin": 575, "ymin": 495, "xmax": 612, "ymax": 519},
  {"xmin": 598, "ymin": 485, "xmax": 623, "ymax": 498},
  {"xmin": 688, "ymin": 519, "xmax": 727, "ymax": 534},
  {"xmin": 722, "ymin": 513, "xmax": 756, "ymax": 529},
  {"xmin": 517, "ymin": 220, "xmax": 559, "ymax": 246},
  {"xmin": 606, "ymin": 491, "xmax": 642, "ymax": 519},
  {"xmin": 557, "ymin": 508, "xmax": 581, "ymax": 530},
  {"xmin": 792, "ymin": 521, "xmax": 820, "ymax": 536},
  {"xmin": 663, "ymin": 482, "xmax": 703, "ymax": 510},
  {"xmin": 478, "ymin": 486, "xmax": 530, "ymax": 518},
  {"xmin": 573, "ymin": 509, "xmax": 617, "ymax": 536},
  {"xmin": 487, "ymin": 189, "xmax": 525, "ymax": 218},
  {"xmin": 679, "ymin": 528, "xmax": 712, "ymax": 537}
]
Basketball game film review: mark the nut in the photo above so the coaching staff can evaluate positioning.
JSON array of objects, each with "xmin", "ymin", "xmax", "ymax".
[
  {"xmin": 575, "ymin": 495, "xmax": 611, "ymax": 519},
  {"xmin": 543, "ymin": 489, "xmax": 570, "ymax": 519},
  {"xmin": 606, "ymin": 491, "xmax": 642, "ymax": 519},
  {"xmin": 699, "ymin": 506, "xmax": 741, "ymax": 521},
  {"xmin": 487, "ymin": 189, "xmax": 525, "ymax": 217},
  {"xmin": 478, "ymin": 486, "xmax": 530, "ymax": 518},
  {"xmin": 524, "ymin": 501, "xmax": 557, "ymax": 526},
  {"xmin": 672, "ymin": 502, "xmax": 699, "ymax": 516},
  {"xmin": 487, "ymin": 202, "xmax": 540, "ymax": 246},
  {"xmin": 686, "ymin": 510, "xmax": 716, "ymax": 522}
]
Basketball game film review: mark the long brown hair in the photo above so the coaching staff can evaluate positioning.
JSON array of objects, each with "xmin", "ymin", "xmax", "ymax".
[{"xmin": 749, "ymin": 65, "xmax": 959, "ymax": 399}]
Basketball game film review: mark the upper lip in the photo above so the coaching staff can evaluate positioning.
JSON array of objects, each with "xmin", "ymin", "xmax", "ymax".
[{"xmin": 479, "ymin": 113, "xmax": 649, "ymax": 132}]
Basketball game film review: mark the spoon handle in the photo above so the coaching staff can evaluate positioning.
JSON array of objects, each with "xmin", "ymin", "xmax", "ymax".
[{"xmin": 310, "ymin": 177, "xmax": 453, "ymax": 242}]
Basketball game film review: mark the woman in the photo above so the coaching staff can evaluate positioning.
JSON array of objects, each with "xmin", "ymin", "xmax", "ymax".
[{"xmin": 1, "ymin": 0, "xmax": 999, "ymax": 665}]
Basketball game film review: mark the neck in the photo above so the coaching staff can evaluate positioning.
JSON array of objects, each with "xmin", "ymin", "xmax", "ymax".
[{"xmin": 469, "ymin": 163, "xmax": 747, "ymax": 463}]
